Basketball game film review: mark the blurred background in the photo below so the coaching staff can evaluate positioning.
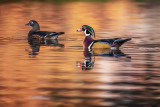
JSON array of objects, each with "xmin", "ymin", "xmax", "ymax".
[{"xmin": 0, "ymin": 0, "xmax": 160, "ymax": 107}]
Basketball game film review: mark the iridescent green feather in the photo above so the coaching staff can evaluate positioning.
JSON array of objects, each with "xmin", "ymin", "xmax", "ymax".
[{"xmin": 83, "ymin": 25, "xmax": 95, "ymax": 38}]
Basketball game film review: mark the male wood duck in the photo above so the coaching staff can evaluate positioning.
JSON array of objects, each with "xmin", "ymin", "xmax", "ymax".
[
  {"xmin": 26, "ymin": 20, "xmax": 64, "ymax": 40},
  {"xmin": 77, "ymin": 25, "xmax": 131, "ymax": 50}
]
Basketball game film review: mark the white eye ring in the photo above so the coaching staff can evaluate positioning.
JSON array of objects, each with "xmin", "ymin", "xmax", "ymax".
[{"xmin": 31, "ymin": 22, "xmax": 34, "ymax": 24}]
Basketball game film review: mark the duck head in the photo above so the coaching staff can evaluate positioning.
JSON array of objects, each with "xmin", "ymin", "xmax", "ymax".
[
  {"xmin": 77, "ymin": 25, "xmax": 95, "ymax": 38},
  {"xmin": 25, "ymin": 20, "xmax": 40, "ymax": 31}
]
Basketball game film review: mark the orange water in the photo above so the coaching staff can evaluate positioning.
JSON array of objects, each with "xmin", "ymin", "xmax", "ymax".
[{"xmin": 0, "ymin": 0, "xmax": 160, "ymax": 106}]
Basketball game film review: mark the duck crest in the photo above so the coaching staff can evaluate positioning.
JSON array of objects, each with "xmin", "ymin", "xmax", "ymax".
[{"xmin": 83, "ymin": 36, "xmax": 94, "ymax": 48}]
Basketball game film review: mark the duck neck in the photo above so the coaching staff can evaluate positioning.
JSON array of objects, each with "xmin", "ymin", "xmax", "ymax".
[
  {"xmin": 31, "ymin": 24, "xmax": 40, "ymax": 31},
  {"xmin": 83, "ymin": 36, "xmax": 94, "ymax": 48}
]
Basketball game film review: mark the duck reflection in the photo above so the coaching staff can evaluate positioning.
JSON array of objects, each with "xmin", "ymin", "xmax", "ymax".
[
  {"xmin": 27, "ymin": 37, "xmax": 64, "ymax": 55},
  {"xmin": 77, "ymin": 49, "xmax": 131, "ymax": 71},
  {"xmin": 77, "ymin": 49, "xmax": 95, "ymax": 71}
]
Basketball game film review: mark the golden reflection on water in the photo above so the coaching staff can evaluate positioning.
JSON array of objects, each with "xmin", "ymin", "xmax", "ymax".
[{"xmin": 0, "ymin": 0, "xmax": 160, "ymax": 107}]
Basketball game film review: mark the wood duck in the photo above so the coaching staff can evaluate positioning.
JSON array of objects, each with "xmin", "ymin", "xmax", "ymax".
[
  {"xmin": 77, "ymin": 25, "xmax": 131, "ymax": 50},
  {"xmin": 26, "ymin": 20, "xmax": 64, "ymax": 40}
]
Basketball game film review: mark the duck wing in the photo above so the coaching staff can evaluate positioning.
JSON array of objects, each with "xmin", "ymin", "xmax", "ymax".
[
  {"xmin": 93, "ymin": 38, "xmax": 120, "ymax": 46},
  {"xmin": 112, "ymin": 38, "xmax": 131, "ymax": 47},
  {"xmin": 93, "ymin": 38, "xmax": 131, "ymax": 48},
  {"xmin": 32, "ymin": 31, "xmax": 64, "ymax": 37}
]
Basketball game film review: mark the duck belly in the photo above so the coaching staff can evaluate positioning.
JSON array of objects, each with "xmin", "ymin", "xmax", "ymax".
[{"xmin": 91, "ymin": 42, "xmax": 111, "ymax": 49}]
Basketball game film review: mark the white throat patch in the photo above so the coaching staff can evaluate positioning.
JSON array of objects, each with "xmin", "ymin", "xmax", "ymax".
[
  {"xmin": 85, "ymin": 34, "xmax": 90, "ymax": 36},
  {"xmin": 84, "ymin": 29, "xmax": 90, "ymax": 36}
]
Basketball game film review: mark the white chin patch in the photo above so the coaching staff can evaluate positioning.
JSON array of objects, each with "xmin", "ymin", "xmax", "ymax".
[{"xmin": 86, "ymin": 34, "xmax": 90, "ymax": 36}]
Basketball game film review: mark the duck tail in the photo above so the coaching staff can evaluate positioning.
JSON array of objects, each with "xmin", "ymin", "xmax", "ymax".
[
  {"xmin": 114, "ymin": 38, "xmax": 131, "ymax": 47},
  {"xmin": 57, "ymin": 32, "xmax": 65, "ymax": 35}
]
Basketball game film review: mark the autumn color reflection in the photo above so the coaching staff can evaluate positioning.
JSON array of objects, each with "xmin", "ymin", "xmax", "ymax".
[
  {"xmin": 76, "ymin": 48, "xmax": 131, "ymax": 71},
  {"xmin": 0, "ymin": 0, "xmax": 160, "ymax": 107},
  {"xmin": 27, "ymin": 38, "xmax": 64, "ymax": 55}
]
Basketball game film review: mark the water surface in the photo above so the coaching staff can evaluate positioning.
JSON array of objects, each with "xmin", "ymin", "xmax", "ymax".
[{"xmin": 0, "ymin": 0, "xmax": 160, "ymax": 107}]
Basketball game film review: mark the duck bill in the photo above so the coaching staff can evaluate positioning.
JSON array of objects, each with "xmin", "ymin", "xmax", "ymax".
[
  {"xmin": 77, "ymin": 28, "xmax": 82, "ymax": 32},
  {"xmin": 25, "ymin": 23, "xmax": 30, "ymax": 26}
]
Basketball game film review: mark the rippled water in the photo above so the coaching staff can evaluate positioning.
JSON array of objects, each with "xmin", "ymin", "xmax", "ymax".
[{"xmin": 0, "ymin": 0, "xmax": 160, "ymax": 107}]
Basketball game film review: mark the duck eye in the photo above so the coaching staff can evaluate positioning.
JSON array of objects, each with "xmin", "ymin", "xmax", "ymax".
[
  {"xmin": 86, "ymin": 29, "xmax": 90, "ymax": 34},
  {"xmin": 82, "ymin": 28, "xmax": 85, "ymax": 31},
  {"xmin": 29, "ymin": 21, "xmax": 34, "ymax": 25}
]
